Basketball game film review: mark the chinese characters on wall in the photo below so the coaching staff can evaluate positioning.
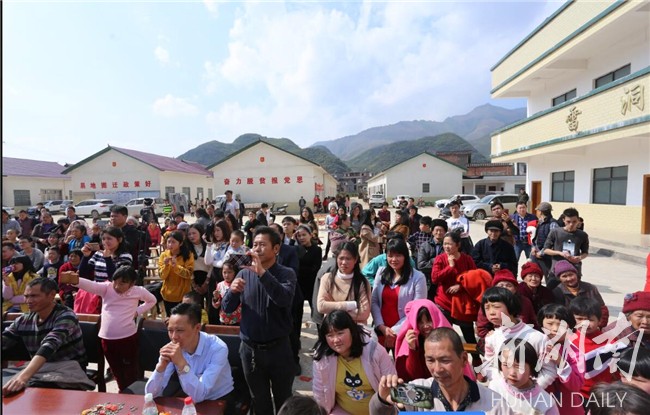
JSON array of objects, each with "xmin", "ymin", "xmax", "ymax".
[
  {"xmin": 223, "ymin": 176, "xmax": 304, "ymax": 186},
  {"xmin": 621, "ymin": 84, "xmax": 645, "ymax": 115},
  {"xmin": 79, "ymin": 180, "xmax": 152, "ymax": 190}
]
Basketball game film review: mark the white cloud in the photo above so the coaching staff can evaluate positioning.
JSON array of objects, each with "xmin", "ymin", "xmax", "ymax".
[
  {"xmin": 203, "ymin": 0, "xmax": 220, "ymax": 17},
  {"xmin": 152, "ymin": 94, "xmax": 199, "ymax": 117},
  {"xmin": 200, "ymin": 2, "xmax": 549, "ymax": 144},
  {"xmin": 154, "ymin": 46, "xmax": 170, "ymax": 65}
]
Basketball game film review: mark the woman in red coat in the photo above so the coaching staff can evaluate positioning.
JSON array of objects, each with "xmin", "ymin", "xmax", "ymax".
[{"xmin": 431, "ymin": 230, "xmax": 477, "ymax": 347}]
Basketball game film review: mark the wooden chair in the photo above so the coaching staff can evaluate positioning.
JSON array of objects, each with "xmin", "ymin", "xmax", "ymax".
[
  {"xmin": 463, "ymin": 343, "xmax": 478, "ymax": 354},
  {"xmin": 76, "ymin": 314, "xmax": 106, "ymax": 392},
  {"xmin": 202, "ymin": 324, "xmax": 240, "ymax": 336},
  {"xmin": 1, "ymin": 313, "xmax": 30, "ymax": 368}
]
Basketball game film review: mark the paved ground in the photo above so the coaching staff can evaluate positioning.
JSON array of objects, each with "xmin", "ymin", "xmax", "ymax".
[{"xmin": 94, "ymin": 203, "xmax": 647, "ymax": 396}]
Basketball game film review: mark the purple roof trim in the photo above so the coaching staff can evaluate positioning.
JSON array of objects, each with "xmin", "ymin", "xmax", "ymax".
[
  {"xmin": 112, "ymin": 147, "xmax": 213, "ymax": 177},
  {"xmin": 2, "ymin": 157, "xmax": 70, "ymax": 178}
]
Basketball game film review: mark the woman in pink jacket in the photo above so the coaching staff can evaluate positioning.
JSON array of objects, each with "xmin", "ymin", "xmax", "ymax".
[{"xmin": 312, "ymin": 310, "xmax": 396, "ymax": 415}]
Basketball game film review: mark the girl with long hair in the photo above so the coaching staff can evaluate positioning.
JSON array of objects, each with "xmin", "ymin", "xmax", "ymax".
[
  {"xmin": 159, "ymin": 230, "xmax": 194, "ymax": 316},
  {"xmin": 317, "ymin": 242, "xmax": 371, "ymax": 324},
  {"xmin": 358, "ymin": 209, "xmax": 381, "ymax": 269},
  {"xmin": 295, "ymin": 224, "xmax": 322, "ymax": 313},
  {"xmin": 299, "ymin": 206, "xmax": 321, "ymax": 244},
  {"xmin": 312, "ymin": 310, "xmax": 395, "ymax": 415},
  {"xmin": 204, "ymin": 219, "xmax": 230, "ymax": 323},
  {"xmin": 370, "ymin": 238, "xmax": 427, "ymax": 350}
]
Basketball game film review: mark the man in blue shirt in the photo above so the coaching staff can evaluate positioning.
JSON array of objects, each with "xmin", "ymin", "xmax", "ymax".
[
  {"xmin": 510, "ymin": 201, "xmax": 537, "ymax": 262},
  {"xmin": 222, "ymin": 226, "xmax": 297, "ymax": 414},
  {"xmin": 145, "ymin": 303, "xmax": 234, "ymax": 408}
]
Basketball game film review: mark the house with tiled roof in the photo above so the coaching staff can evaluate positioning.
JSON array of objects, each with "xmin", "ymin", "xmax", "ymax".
[
  {"xmin": 365, "ymin": 152, "xmax": 465, "ymax": 202},
  {"xmin": 2, "ymin": 157, "xmax": 71, "ymax": 207},
  {"xmin": 60, "ymin": 146, "xmax": 214, "ymax": 205},
  {"xmin": 207, "ymin": 140, "xmax": 338, "ymax": 213}
]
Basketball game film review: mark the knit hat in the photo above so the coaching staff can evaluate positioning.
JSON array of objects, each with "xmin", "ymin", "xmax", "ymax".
[
  {"xmin": 535, "ymin": 202, "xmax": 553, "ymax": 212},
  {"xmin": 554, "ymin": 260, "xmax": 577, "ymax": 277},
  {"xmin": 521, "ymin": 262, "xmax": 543, "ymax": 279},
  {"xmin": 485, "ymin": 220, "xmax": 504, "ymax": 232},
  {"xmin": 492, "ymin": 269, "xmax": 517, "ymax": 287},
  {"xmin": 622, "ymin": 291, "xmax": 650, "ymax": 313}
]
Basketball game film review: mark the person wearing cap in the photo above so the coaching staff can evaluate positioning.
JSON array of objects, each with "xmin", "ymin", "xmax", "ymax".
[
  {"xmin": 543, "ymin": 207, "xmax": 589, "ymax": 291},
  {"xmin": 604, "ymin": 291, "xmax": 650, "ymax": 350},
  {"xmin": 552, "ymin": 260, "xmax": 608, "ymax": 328},
  {"xmin": 530, "ymin": 201, "xmax": 558, "ymax": 278},
  {"xmin": 476, "ymin": 268, "xmax": 538, "ymax": 341},
  {"xmin": 471, "ymin": 220, "xmax": 518, "ymax": 277},
  {"xmin": 517, "ymin": 262, "xmax": 554, "ymax": 315}
]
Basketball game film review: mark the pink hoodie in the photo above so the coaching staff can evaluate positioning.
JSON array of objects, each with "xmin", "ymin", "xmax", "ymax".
[{"xmin": 395, "ymin": 299, "xmax": 475, "ymax": 381}]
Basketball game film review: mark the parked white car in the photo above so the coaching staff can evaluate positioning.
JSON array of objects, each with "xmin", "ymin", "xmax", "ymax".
[
  {"xmin": 3, "ymin": 206, "xmax": 15, "ymax": 216},
  {"xmin": 125, "ymin": 197, "xmax": 164, "ymax": 218},
  {"xmin": 368, "ymin": 194, "xmax": 387, "ymax": 208},
  {"xmin": 435, "ymin": 194, "xmax": 480, "ymax": 208},
  {"xmin": 392, "ymin": 195, "xmax": 410, "ymax": 208},
  {"xmin": 75, "ymin": 199, "xmax": 115, "ymax": 218}
]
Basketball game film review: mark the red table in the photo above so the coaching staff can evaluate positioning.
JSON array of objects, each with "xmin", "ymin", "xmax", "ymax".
[{"xmin": 2, "ymin": 387, "xmax": 225, "ymax": 415}]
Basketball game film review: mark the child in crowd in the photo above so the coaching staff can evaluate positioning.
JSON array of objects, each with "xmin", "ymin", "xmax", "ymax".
[
  {"xmin": 538, "ymin": 303, "xmax": 584, "ymax": 415},
  {"xmin": 489, "ymin": 339, "xmax": 559, "ymax": 414},
  {"xmin": 62, "ymin": 265, "xmax": 156, "ymax": 392},
  {"xmin": 481, "ymin": 286, "xmax": 557, "ymax": 389},
  {"xmin": 182, "ymin": 291, "xmax": 209, "ymax": 325},
  {"xmin": 406, "ymin": 216, "xmax": 433, "ymax": 258},
  {"xmin": 39, "ymin": 246, "xmax": 64, "ymax": 280},
  {"xmin": 220, "ymin": 230, "xmax": 249, "ymax": 267},
  {"xmin": 158, "ymin": 230, "xmax": 194, "ymax": 316},
  {"xmin": 57, "ymin": 249, "xmax": 83, "ymax": 309},
  {"xmin": 211, "ymin": 261, "xmax": 242, "ymax": 325},
  {"xmin": 322, "ymin": 205, "xmax": 339, "ymax": 259},
  {"xmin": 243, "ymin": 210, "xmax": 259, "ymax": 248},
  {"xmin": 569, "ymin": 296, "xmax": 621, "ymax": 402}
]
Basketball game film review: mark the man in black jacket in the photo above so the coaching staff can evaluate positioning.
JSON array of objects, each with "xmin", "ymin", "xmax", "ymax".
[{"xmin": 471, "ymin": 220, "xmax": 518, "ymax": 277}]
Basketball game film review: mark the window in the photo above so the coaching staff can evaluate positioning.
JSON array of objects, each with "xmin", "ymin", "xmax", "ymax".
[
  {"xmin": 164, "ymin": 186, "xmax": 175, "ymax": 196},
  {"xmin": 593, "ymin": 166, "xmax": 628, "ymax": 205},
  {"xmin": 208, "ymin": 188, "xmax": 213, "ymax": 200},
  {"xmin": 552, "ymin": 171, "xmax": 574, "ymax": 202},
  {"xmin": 552, "ymin": 89, "xmax": 577, "ymax": 106},
  {"xmin": 488, "ymin": 186, "xmax": 497, "ymax": 192},
  {"xmin": 422, "ymin": 183, "xmax": 430, "ymax": 193},
  {"xmin": 13, "ymin": 190, "xmax": 31, "ymax": 206},
  {"xmin": 182, "ymin": 187, "xmax": 191, "ymax": 198},
  {"xmin": 475, "ymin": 185, "xmax": 486, "ymax": 195},
  {"xmin": 197, "ymin": 187, "xmax": 204, "ymax": 199},
  {"xmin": 594, "ymin": 64, "xmax": 631, "ymax": 89}
]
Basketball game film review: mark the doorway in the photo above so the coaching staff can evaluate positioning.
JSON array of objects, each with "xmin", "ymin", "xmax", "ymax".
[
  {"xmin": 642, "ymin": 175, "xmax": 650, "ymax": 234},
  {"xmin": 531, "ymin": 181, "xmax": 542, "ymax": 211}
]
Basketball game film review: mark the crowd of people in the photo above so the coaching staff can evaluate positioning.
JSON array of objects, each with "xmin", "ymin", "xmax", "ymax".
[{"xmin": 2, "ymin": 194, "xmax": 650, "ymax": 414}]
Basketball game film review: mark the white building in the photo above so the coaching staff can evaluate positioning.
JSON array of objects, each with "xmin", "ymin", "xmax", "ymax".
[
  {"xmin": 490, "ymin": 0, "xmax": 650, "ymax": 235},
  {"xmin": 366, "ymin": 152, "xmax": 465, "ymax": 203},
  {"xmin": 2, "ymin": 157, "xmax": 72, "ymax": 208},
  {"xmin": 61, "ymin": 146, "xmax": 213, "ymax": 205},
  {"xmin": 207, "ymin": 140, "xmax": 338, "ymax": 213}
]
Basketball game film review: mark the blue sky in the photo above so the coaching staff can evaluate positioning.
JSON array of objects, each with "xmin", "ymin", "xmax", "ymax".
[{"xmin": 3, "ymin": 1, "xmax": 562, "ymax": 164}]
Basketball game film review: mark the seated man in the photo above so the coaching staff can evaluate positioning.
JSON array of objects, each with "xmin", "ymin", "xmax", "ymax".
[
  {"xmin": 145, "ymin": 303, "xmax": 235, "ymax": 409},
  {"xmin": 371, "ymin": 327, "xmax": 510, "ymax": 414},
  {"xmin": 471, "ymin": 220, "xmax": 518, "ymax": 277},
  {"xmin": 2, "ymin": 277, "xmax": 92, "ymax": 396}
]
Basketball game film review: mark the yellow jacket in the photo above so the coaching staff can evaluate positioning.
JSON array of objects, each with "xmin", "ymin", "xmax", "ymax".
[
  {"xmin": 2, "ymin": 271, "xmax": 39, "ymax": 313},
  {"xmin": 158, "ymin": 250, "xmax": 194, "ymax": 302}
]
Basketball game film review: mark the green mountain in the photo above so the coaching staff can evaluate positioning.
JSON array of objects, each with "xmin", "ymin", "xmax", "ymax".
[
  {"xmin": 178, "ymin": 134, "xmax": 350, "ymax": 175},
  {"xmin": 346, "ymin": 133, "xmax": 486, "ymax": 172},
  {"xmin": 312, "ymin": 104, "xmax": 526, "ymax": 160}
]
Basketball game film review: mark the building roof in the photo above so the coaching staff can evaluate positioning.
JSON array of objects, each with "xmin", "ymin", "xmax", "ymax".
[
  {"xmin": 207, "ymin": 139, "xmax": 323, "ymax": 171},
  {"xmin": 61, "ymin": 146, "xmax": 213, "ymax": 177},
  {"xmin": 2, "ymin": 157, "xmax": 70, "ymax": 178},
  {"xmin": 373, "ymin": 151, "xmax": 466, "ymax": 180}
]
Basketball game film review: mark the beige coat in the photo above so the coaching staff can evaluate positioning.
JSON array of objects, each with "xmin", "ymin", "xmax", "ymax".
[
  {"xmin": 316, "ymin": 272, "xmax": 371, "ymax": 324},
  {"xmin": 359, "ymin": 224, "xmax": 380, "ymax": 268}
]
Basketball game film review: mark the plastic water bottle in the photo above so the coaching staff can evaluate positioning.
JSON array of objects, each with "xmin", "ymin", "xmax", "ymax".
[
  {"xmin": 142, "ymin": 393, "xmax": 158, "ymax": 415},
  {"xmin": 181, "ymin": 397, "xmax": 197, "ymax": 415}
]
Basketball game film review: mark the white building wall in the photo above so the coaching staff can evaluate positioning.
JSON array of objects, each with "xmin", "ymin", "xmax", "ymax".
[
  {"xmin": 2, "ymin": 176, "xmax": 72, "ymax": 207},
  {"xmin": 67, "ymin": 150, "xmax": 162, "ymax": 204},
  {"xmin": 528, "ymin": 32, "xmax": 649, "ymax": 115},
  {"xmin": 159, "ymin": 172, "xmax": 213, "ymax": 201},
  {"xmin": 210, "ymin": 142, "xmax": 337, "ymax": 212},
  {"xmin": 368, "ymin": 154, "xmax": 463, "ymax": 201},
  {"xmin": 526, "ymin": 137, "xmax": 649, "ymax": 206}
]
